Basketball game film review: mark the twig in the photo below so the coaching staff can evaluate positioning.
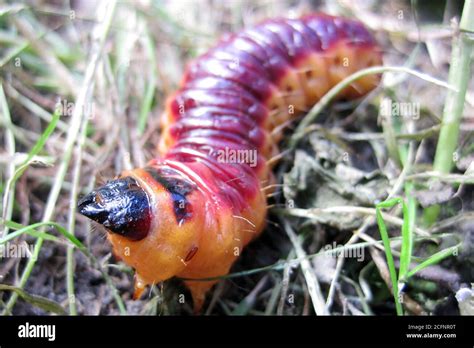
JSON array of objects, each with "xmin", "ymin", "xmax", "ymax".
[
  {"xmin": 282, "ymin": 220, "xmax": 327, "ymax": 315},
  {"xmin": 280, "ymin": 206, "xmax": 430, "ymax": 237},
  {"xmin": 66, "ymin": 98, "xmax": 91, "ymax": 315},
  {"xmin": 277, "ymin": 250, "xmax": 295, "ymax": 315}
]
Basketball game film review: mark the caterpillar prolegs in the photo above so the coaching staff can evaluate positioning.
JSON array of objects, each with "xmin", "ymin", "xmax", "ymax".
[{"xmin": 78, "ymin": 13, "xmax": 382, "ymax": 311}]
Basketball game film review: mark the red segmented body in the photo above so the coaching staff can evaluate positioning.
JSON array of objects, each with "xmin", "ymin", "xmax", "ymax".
[{"xmin": 78, "ymin": 14, "xmax": 382, "ymax": 311}]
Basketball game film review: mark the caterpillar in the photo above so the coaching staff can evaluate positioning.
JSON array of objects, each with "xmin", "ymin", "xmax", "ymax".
[{"xmin": 78, "ymin": 13, "xmax": 382, "ymax": 311}]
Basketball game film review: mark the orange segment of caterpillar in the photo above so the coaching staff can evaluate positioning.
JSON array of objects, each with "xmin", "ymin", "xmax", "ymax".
[{"xmin": 77, "ymin": 13, "xmax": 382, "ymax": 312}]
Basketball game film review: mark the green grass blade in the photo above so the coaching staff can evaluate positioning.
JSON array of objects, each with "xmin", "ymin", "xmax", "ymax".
[
  {"xmin": 0, "ymin": 284, "xmax": 66, "ymax": 315},
  {"xmin": 375, "ymin": 199, "xmax": 403, "ymax": 315},
  {"xmin": 7, "ymin": 109, "xmax": 60, "ymax": 182},
  {"xmin": 405, "ymin": 244, "xmax": 461, "ymax": 280},
  {"xmin": 21, "ymin": 110, "xmax": 61, "ymax": 165},
  {"xmin": 398, "ymin": 184, "xmax": 415, "ymax": 281},
  {"xmin": 0, "ymin": 219, "xmax": 86, "ymax": 252},
  {"xmin": 0, "ymin": 223, "xmax": 60, "ymax": 244}
]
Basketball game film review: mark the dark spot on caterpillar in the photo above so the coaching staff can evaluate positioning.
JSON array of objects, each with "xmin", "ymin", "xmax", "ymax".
[
  {"xmin": 185, "ymin": 246, "xmax": 198, "ymax": 262},
  {"xmin": 77, "ymin": 177, "xmax": 151, "ymax": 241},
  {"xmin": 144, "ymin": 167, "xmax": 195, "ymax": 225}
]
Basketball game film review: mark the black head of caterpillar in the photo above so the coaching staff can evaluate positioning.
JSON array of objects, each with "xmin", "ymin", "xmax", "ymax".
[
  {"xmin": 78, "ymin": 176, "xmax": 152, "ymax": 241},
  {"xmin": 77, "ymin": 167, "xmax": 196, "ymax": 239}
]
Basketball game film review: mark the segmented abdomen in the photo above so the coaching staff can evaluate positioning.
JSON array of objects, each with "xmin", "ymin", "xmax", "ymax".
[{"xmin": 159, "ymin": 14, "xmax": 380, "ymax": 208}]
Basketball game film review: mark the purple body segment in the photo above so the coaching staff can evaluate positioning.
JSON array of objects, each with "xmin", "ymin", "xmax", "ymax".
[
  {"xmin": 185, "ymin": 57, "xmax": 273, "ymax": 99},
  {"xmin": 162, "ymin": 14, "xmax": 378, "ymax": 208},
  {"xmin": 170, "ymin": 89, "xmax": 267, "ymax": 124}
]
